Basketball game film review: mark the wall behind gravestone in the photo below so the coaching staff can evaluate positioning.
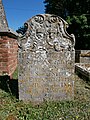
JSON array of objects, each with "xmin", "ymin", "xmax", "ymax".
[
  {"xmin": 18, "ymin": 14, "xmax": 75, "ymax": 103},
  {"xmin": 0, "ymin": 36, "xmax": 18, "ymax": 77},
  {"xmin": 0, "ymin": 0, "xmax": 18, "ymax": 77},
  {"xmin": 75, "ymin": 50, "xmax": 90, "ymax": 63},
  {"xmin": 80, "ymin": 50, "xmax": 90, "ymax": 63}
]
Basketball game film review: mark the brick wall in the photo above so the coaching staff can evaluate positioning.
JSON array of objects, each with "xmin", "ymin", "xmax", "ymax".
[{"xmin": 0, "ymin": 36, "xmax": 18, "ymax": 77}]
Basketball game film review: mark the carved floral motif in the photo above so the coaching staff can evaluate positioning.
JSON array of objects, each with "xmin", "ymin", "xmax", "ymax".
[{"xmin": 21, "ymin": 14, "xmax": 75, "ymax": 53}]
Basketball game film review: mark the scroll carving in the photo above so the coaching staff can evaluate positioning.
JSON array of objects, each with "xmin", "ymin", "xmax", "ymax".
[{"xmin": 20, "ymin": 14, "xmax": 75, "ymax": 53}]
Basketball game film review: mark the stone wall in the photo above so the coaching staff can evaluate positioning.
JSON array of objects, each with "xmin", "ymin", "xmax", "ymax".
[
  {"xmin": 18, "ymin": 14, "xmax": 75, "ymax": 103},
  {"xmin": 75, "ymin": 50, "xmax": 90, "ymax": 80},
  {"xmin": 75, "ymin": 50, "xmax": 90, "ymax": 63},
  {"xmin": 0, "ymin": 36, "xmax": 18, "ymax": 77},
  {"xmin": 80, "ymin": 50, "xmax": 90, "ymax": 63}
]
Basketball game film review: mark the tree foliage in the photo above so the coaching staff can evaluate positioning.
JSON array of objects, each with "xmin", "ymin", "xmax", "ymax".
[
  {"xmin": 44, "ymin": 0, "xmax": 90, "ymax": 49},
  {"xmin": 16, "ymin": 23, "xmax": 28, "ymax": 35}
]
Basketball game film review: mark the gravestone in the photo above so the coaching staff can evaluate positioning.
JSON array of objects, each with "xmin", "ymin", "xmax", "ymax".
[{"xmin": 18, "ymin": 14, "xmax": 75, "ymax": 103}]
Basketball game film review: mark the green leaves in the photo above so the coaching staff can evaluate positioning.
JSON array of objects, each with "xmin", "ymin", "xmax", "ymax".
[
  {"xmin": 66, "ymin": 14, "xmax": 88, "ymax": 27},
  {"xmin": 0, "ymin": 90, "xmax": 90, "ymax": 120},
  {"xmin": 44, "ymin": 0, "xmax": 90, "ymax": 49}
]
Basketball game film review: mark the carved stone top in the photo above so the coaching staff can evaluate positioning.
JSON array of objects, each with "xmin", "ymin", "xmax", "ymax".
[
  {"xmin": 20, "ymin": 14, "xmax": 75, "ymax": 52},
  {"xmin": 0, "ymin": 0, "xmax": 8, "ymax": 30}
]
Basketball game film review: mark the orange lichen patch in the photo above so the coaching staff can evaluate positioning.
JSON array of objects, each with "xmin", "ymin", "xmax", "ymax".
[
  {"xmin": 20, "ymin": 80, "xmax": 25, "ymax": 83},
  {"xmin": 64, "ymin": 82, "xmax": 73, "ymax": 94},
  {"xmin": 6, "ymin": 114, "xmax": 17, "ymax": 120}
]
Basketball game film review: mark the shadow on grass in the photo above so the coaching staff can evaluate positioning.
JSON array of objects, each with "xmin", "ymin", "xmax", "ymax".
[
  {"xmin": 75, "ymin": 72, "xmax": 90, "ymax": 85},
  {"xmin": 0, "ymin": 75, "xmax": 19, "ymax": 99}
]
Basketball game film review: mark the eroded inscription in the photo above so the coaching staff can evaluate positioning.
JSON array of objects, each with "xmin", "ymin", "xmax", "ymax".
[{"xmin": 18, "ymin": 14, "xmax": 75, "ymax": 102}]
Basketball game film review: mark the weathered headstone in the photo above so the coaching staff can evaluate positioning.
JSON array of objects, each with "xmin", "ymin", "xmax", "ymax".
[{"xmin": 18, "ymin": 14, "xmax": 75, "ymax": 103}]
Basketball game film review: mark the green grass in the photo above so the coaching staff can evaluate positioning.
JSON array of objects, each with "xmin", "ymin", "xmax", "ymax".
[
  {"xmin": 0, "ymin": 70, "xmax": 90, "ymax": 120},
  {"xmin": 12, "ymin": 67, "xmax": 18, "ymax": 80}
]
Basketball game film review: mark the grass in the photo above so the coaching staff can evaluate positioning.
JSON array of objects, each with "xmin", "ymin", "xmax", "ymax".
[{"xmin": 0, "ymin": 69, "xmax": 90, "ymax": 120}]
